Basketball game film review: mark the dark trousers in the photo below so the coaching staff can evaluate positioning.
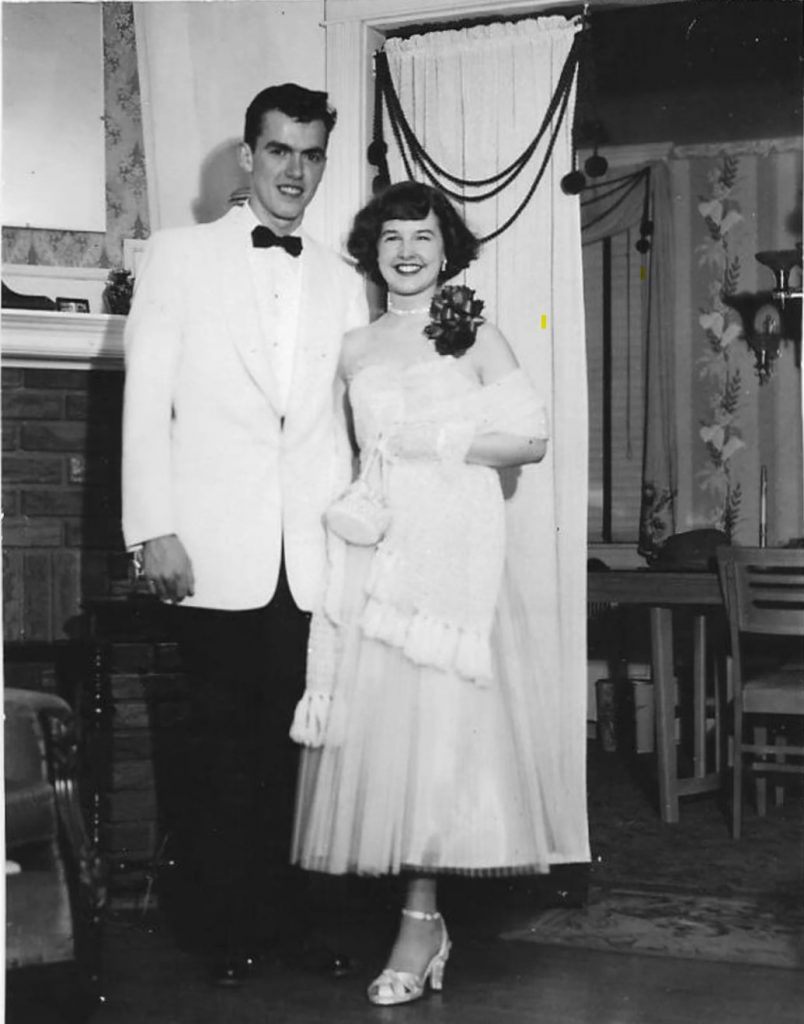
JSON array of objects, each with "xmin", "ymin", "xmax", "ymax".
[{"xmin": 171, "ymin": 560, "xmax": 310, "ymax": 954}]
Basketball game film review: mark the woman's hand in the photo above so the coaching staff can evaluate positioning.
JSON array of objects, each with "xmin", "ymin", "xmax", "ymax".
[
  {"xmin": 384, "ymin": 421, "xmax": 442, "ymax": 460},
  {"xmin": 384, "ymin": 420, "xmax": 476, "ymax": 462}
]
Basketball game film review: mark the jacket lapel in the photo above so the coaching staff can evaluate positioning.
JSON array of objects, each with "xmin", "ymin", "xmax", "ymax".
[{"xmin": 216, "ymin": 208, "xmax": 283, "ymax": 413}]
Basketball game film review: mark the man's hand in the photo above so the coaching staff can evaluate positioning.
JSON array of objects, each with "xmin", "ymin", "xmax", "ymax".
[{"xmin": 142, "ymin": 535, "xmax": 195, "ymax": 603}]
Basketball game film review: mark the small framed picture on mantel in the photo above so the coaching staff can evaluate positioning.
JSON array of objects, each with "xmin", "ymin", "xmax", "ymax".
[{"xmin": 56, "ymin": 297, "xmax": 90, "ymax": 313}]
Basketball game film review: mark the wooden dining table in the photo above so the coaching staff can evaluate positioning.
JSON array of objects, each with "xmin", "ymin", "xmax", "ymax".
[{"xmin": 587, "ymin": 569, "xmax": 725, "ymax": 823}]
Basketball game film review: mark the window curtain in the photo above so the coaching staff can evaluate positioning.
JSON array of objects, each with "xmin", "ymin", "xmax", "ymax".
[
  {"xmin": 383, "ymin": 18, "xmax": 589, "ymax": 865},
  {"xmin": 581, "ymin": 163, "xmax": 677, "ymax": 555}
]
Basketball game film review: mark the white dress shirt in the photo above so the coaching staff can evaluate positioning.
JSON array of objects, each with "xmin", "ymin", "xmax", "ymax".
[{"xmin": 242, "ymin": 203, "xmax": 303, "ymax": 415}]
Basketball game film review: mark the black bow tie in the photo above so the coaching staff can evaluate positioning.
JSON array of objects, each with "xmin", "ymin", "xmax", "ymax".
[{"xmin": 251, "ymin": 225, "xmax": 302, "ymax": 257}]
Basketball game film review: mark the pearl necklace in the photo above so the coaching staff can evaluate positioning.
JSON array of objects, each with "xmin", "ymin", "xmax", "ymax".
[{"xmin": 387, "ymin": 302, "xmax": 431, "ymax": 316}]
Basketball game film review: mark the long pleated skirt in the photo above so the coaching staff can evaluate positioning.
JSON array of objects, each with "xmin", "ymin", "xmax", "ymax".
[{"xmin": 291, "ymin": 539, "xmax": 587, "ymax": 878}]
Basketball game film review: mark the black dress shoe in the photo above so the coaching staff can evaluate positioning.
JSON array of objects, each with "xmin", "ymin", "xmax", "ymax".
[
  {"xmin": 325, "ymin": 951, "xmax": 355, "ymax": 979},
  {"xmin": 302, "ymin": 946, "xmax": 355, "ymax": 978},
  {"xmin": 209, "ymin": 954, "xmax": 258, "ymax": 988},
  {"xmin": 279, "ymin": 941, "xmax": 355, "ymax": 977}
]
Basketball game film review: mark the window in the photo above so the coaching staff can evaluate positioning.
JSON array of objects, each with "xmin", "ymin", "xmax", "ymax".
[{"xmin": 584, "ymin": 228, "xmax": 648, "ymax": 542}]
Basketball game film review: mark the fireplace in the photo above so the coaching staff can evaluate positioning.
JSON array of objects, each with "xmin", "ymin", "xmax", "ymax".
[{"xmin": 3, "ymin": 309, "xmax": 189, "ymax": 909}]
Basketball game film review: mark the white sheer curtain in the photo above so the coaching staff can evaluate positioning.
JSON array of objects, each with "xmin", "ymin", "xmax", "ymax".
[
  {"xmin": 133, "ymin": 1, "xmax": 326, "ymax": 234},
  {"xmin": 384, "ymin": 18, "xmax": 589, "ymax": 864},
  {"xmin": 581, "ymin": 162, "xmax": 678, "ymax": 554}
]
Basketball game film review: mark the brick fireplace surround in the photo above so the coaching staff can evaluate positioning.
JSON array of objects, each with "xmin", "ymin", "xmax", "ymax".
[{"xmin": 3, "ymin": 309, "xmax": 189, "ymax": 908}]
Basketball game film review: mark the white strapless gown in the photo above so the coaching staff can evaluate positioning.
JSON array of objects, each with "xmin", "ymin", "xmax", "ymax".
[{"xmin": 292, "ymin": 356, "xmax": 581, "ymax": 877}]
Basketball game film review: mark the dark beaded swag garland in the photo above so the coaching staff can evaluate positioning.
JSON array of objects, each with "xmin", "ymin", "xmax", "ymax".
[{"xmin": 425, "ymin": 285, "xmax": 486, "ymax": 357}]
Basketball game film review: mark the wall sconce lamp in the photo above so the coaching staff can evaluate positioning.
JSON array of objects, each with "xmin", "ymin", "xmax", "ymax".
[{"xmin": 722, "ymin": 246, "xmax": 802, "ymax": 384}]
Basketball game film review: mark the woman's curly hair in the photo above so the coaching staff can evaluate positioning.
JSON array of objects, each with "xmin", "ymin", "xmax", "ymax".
[{"xmin": 347, "ymin": 181, "xmax": 480, "ymax": 286}]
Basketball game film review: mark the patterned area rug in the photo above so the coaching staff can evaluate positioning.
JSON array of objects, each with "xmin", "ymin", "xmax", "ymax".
[
  {"xmin": 501, "ymin": 746, "xmax": 804, "ymax": 969},
  {"xmin": 501, "ymin": 885, "xmax": 804, "ymax": 969}
]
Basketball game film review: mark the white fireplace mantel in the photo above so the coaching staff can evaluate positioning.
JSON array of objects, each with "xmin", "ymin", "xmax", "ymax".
[{"xmin": 1, "ymin": 309, "xmax": 125, "ymax": 370}]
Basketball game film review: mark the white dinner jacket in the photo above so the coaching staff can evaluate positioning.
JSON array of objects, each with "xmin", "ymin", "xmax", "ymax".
[{"xmin": 121, "ymin": 206, "xmax": 368, "ymax": 612}]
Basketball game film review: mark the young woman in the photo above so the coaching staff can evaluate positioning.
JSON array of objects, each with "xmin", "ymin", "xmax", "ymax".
[{"xmin": 290, "ymin": 181, "xmax": 585, "ymax": 1006}]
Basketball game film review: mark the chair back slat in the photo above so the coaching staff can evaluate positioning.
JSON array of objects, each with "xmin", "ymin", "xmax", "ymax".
[{"xmin": 717, "ymin": 546, "xmax": 804, "ymax": 636}]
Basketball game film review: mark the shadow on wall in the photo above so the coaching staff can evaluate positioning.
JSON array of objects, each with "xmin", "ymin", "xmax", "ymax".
[
  {"xmin": 785, "ymin": 190, "xmax": 802, "ymax": 237},
  {"xmin": 192, "ymin": 138, "xmax": 249, "ymax": 224}
]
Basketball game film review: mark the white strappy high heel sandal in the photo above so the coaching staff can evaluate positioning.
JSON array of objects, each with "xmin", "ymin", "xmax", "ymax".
[{"xmin": 367, "ymin": 908, "xmax": 451, "ymax": 1006}]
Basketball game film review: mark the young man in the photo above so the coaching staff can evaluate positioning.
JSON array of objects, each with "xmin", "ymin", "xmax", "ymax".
[{"xmin": 122, "ymin": 83, "xmax": 368, "ymax": 985}]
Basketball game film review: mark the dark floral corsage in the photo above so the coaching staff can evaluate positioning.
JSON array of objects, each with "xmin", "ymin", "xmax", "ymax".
[{"xmin": 424, "ymin": 285, "xmax": 485, "ymax": 358}]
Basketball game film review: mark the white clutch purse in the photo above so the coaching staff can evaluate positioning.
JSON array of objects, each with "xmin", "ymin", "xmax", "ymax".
[{"xmin": 324, "ymin": 444, "xmax": 390, "ymax": 546}]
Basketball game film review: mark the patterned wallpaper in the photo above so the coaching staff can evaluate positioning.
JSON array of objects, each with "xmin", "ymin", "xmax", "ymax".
[
  {"xmin": 674, "ymin": 142, "xmax": 803, "ymax": 546},
  {"xmin": 2, "ymin": 3, "xmax": 149, "ymax": 269}
]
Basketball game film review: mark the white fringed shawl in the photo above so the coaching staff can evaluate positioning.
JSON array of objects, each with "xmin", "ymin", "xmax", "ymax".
[{"xmin": 290, "ymin": 369, "xmax": 548, "ymax": 748}]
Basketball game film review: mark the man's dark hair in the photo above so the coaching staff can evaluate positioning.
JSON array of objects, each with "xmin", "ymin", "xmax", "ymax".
[
  {"xmin": 347, "ymin": 181, "xmax": 480, "ymax": 286},
  {"xmin": 244, "ymin": 83, "xmax": 337, "ymax": 150}
]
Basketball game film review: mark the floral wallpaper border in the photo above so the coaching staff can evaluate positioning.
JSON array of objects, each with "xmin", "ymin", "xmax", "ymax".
[
  {"xmin": 695, "ymin": 154, "xmax": 746, "ymax": 539},
  {"xmin": 2, "ymin": 3, "xmax": 149, "ymax": 270}
]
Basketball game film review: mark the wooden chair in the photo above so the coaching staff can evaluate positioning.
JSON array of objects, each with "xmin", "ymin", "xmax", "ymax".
[
  {"xmin": 5, "ymin": 688, "xmax": 106, "ymax": 1019},
  {"xmin": 716, "ymin": 546, "xmax": 804, "ymax": 838}
]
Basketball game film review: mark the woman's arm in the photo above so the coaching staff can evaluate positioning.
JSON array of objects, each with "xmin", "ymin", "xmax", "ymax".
[
  {"xmin": 338, "ymin": 325, "xmax": 372, "ymax": 380},
  {"xmin": 467, "ymin": 321, "xmax": 519, "ymax": 385},
  {"xmin": 465, "ymin": 432, "xmax": 547, "ymax": 468},
  {"xmin": 463, "ymin": 323, "xmax": 548, "ymax": 468}
]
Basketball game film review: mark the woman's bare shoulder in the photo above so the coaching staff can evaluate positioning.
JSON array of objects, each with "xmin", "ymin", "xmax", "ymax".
[
  {"xmin": 339, "ymin": 325, "xmax": 375, "ymax": 377},
  {"xmin": 469, "ymin": 321, "xmax": 519, "ymax": 382},
  {"xmin": 475, "ymin": 319, "xmax": 512, "ymax": 351}
]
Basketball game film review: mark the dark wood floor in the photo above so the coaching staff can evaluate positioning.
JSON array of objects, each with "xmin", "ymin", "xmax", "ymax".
[
  {"xmin": 8, "ymin": 902, "xmax": 804, "ymax": 1024},
  {"xmin": 8, "ymin": 744, "xmax": 802, "ymax": 1024}
]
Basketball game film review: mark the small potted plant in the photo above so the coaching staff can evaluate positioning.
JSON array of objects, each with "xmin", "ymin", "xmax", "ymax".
[{"xmin": 104, "ymin": 269, "xmax": 134, "ymax": 315}]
